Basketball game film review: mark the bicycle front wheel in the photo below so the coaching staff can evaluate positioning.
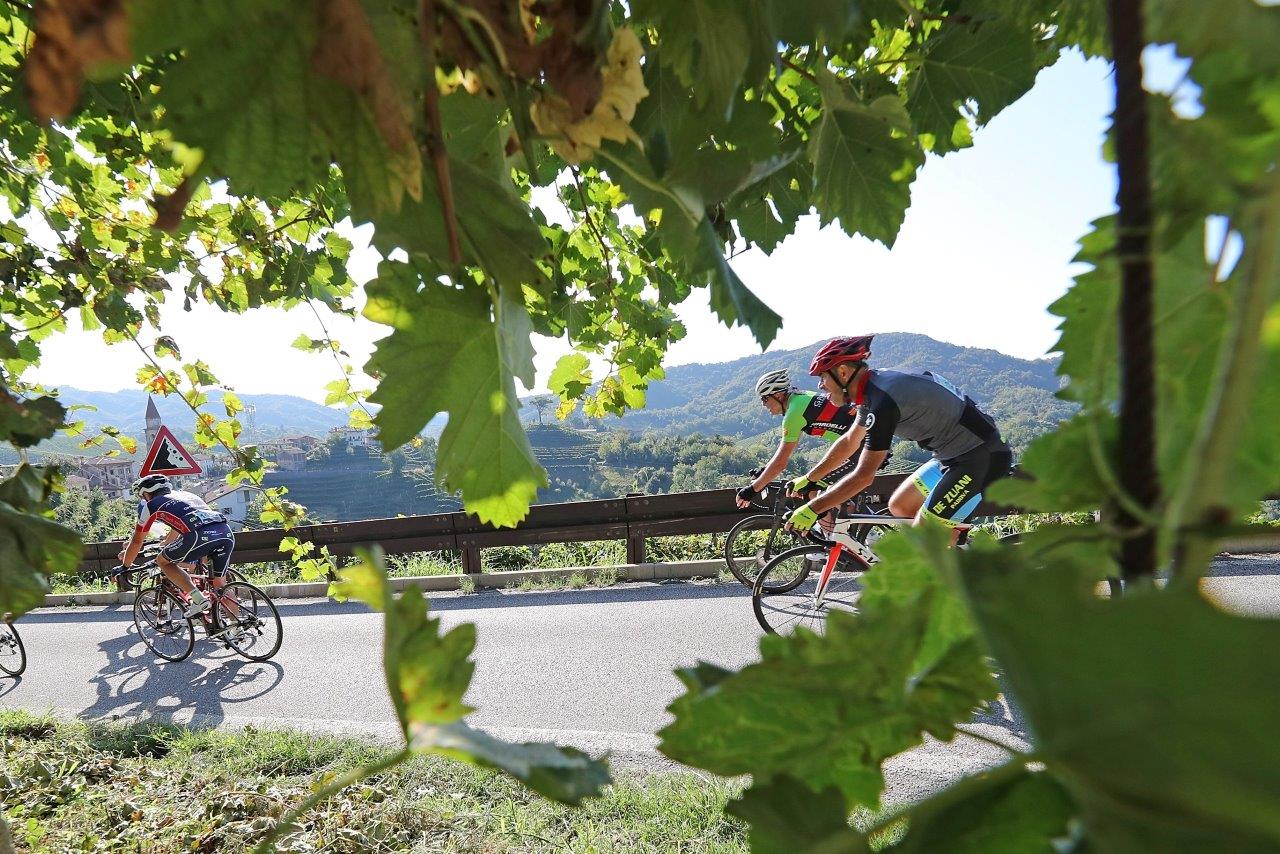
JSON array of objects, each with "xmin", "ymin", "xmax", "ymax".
[
  {"xmin": 724, "ymin": 515, "xmax": 805, "ymax": 588},
  {"xmin": 214, "ymin": 581, "xmax": 283, "ymax": 662},
  {"xmin": 753, "ymin": 545, "xmax": 865, "ymax": 636},
  {"xmin": 133, "ymin": 585, "xmax": 195, "ymax": 662},
  {"xmin": 0, "ymin": 622, "xmax": 26, "ymax": 676}
]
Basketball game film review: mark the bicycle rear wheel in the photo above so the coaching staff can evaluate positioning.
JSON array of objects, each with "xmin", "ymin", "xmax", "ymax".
[
  {"xmin": 753, "ymin": 545, "xmax": 866, "ymax": 636},
  {"xmin": 133, "ymin": 585, "xmax": 195, "ymax": 661},
  {"xmin": 0, "ymin": 622, "xmax": 25, "ymax": 676},
  {"xmin": 724, "ymin": 515, "xmax": 805, "ymax": 588},
  {"xmin": 214, "ymin": 581, "xmax": 283, "ymax": 662}
]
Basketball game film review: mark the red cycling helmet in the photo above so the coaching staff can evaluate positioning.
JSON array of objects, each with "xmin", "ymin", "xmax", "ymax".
[{"xmin": 808, "ymin": 335, "xmax": 874, "ymax": 375}]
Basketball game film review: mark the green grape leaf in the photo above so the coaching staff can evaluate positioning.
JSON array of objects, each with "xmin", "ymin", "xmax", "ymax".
[
  {"xmin": 333, "ymin": 550, "xmax": 610, "ymax": 805},
  {"xmin": 1045, "ymin": 216, "xmax": 1280, "ymax": 517},
  {"xmin": 439, "ymin": 89, "xmax": 508, "ymax": 177},
  {"xmin": 733, "ymin": 194, "xmax": 792, "ymax": 254},
  {"xmin": 0, "ymin": 465, "xmax": 82, "ymax": 617},
  {"xmin": 0, "ymin": 387, "xmax": 64, "ymax": 448},
  {"xmin": 364, "ymin": 260, "xmax": 546, "ymax": 526},
  {"xmin": 671, "ymin": 218, "xmax": 783, "ymax": 348},
  {"xmin": 1148, "ymin": 0, "xmax": 1280, "ymax": 75},
  {"xmin": 727, "ymin": 776, "xmax": 865, "ymax": 854},
  {"xmin": 987, "ymin": 412, "xmax": 1115, "ymax": 513},
  {"xmin": 548, "ymin": 352, "xmax": 592, "ymax": 400},
  {"xmin": 906, "ymin": 20, "xmax": 1036, "ymax": 155},
  {"xmin": 137, "ymin": 0, "xmax": 328, "ymax": 200},
  {"xmin": 882, "ymin": 764, "xmax": 1076, "ymax": 853},
  {"xmin": 961, "ymin": 540, "xmax": 1280, "ymax": 851},
  {"xmin": 659, "ymin": 526, "xmax": 996, "ymax": 806},
  {"xmin": 810, "ymin": 78, "xmax": 924, "ymax": 246},
  {"xmin": 635, "ymin": 0, "xmax": 751, "ymax": 120},
  {"xmin": 411, "ymin": 721, "xmax": 612, "ymax": 806},
  {"xmin": 960, "ymin": 0, "xmax": 1109, "ymax": 58},
  {"xmin": 371, "ymin": 157, "xmax": 549, "ymax": 290}
]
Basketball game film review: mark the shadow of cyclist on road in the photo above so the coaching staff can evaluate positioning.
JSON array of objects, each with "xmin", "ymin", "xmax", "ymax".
[{"xmin": 82, "ymin": 625, "xmax": 283, "ymax": 728}]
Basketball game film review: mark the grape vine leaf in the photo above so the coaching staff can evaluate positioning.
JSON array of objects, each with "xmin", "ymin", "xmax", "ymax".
[
  {"xmin": 364, "ymin": 260, "xmax": 546, "ymax": 526},
  {"xmin": 726, "ymin": 776, "xmax": 864, "ymax": 854},
  {"xmin": 906, "ymin": 20, "xmax": 1036, "ymax": 155},
  {"xmin": 0, "ymin": 387, "xmax": 64, "ymax": 448},
  {"xmin": 133, "ymin": 0, "xmax": 328, "ymax": 201},
  {"xmin": 0, "ymin": 465, "xmax": 82, "ymax": 617},
  {"xmin": 548, "ymin": 352, "xmax": 592, "ymax": 400},
  {"xmin": 881, "ymin": 764, "xmax": 1076, "ymax": 852},
  {"xmin": 333, "ymin": 550, "xmax": 610, "ymax": 804},
  {"xmin": 634, "ymin": 0, "xmax": 751, "ymax": 120},
  {"xmin": 659, "ymin": 527, "xmax": 996, "ymax": 806},
  {"xmin": 810, "ymin": 76, "xmax": 924, "ymax": 246},
  {"xmin": 961, "ymin": 540, "xmax": 1280, "ymax": 851},
  {"xmin": 1148, "ymin": 0, "xmax": 1280, "ymax": 75}
]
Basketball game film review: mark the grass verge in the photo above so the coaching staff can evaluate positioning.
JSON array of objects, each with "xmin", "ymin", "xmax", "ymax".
[{"xmin": 0, "ymin": 711, "xmax": 747, "ymax": 853}]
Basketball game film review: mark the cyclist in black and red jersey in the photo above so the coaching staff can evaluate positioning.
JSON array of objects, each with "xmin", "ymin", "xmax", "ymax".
[
  {"xmin": 786, "ymin": 335, "xmax": 1012, "ymax": 543},
  {"xmin": 118, "ymin": 473, "xmax": 235, "ymax": 617},
  {"xmin": 734, "ymin": 368, "xmax": 863, "ymax": 509}
]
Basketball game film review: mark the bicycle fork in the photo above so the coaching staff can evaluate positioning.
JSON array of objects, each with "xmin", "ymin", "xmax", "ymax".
[{"xmin": 813, "ymin": 544, "xmax": 843, "ymax": 608}]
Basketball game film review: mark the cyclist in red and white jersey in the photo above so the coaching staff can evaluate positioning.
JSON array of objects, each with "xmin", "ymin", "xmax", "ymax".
[{"xmin": 786, "ymin": 335, "xmax": 1012, "ymax": 544}]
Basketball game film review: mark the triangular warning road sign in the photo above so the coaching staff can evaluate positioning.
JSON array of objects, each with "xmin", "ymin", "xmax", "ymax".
[{"xmin": 139, "ymin": 425, "xmax": 202, "ymax": 476}]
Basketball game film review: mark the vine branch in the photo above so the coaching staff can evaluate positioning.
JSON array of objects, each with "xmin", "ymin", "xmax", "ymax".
[
  {"xmin": 419, "ymin": 0, "xmax": 463, "ymax": 265},
  {"xmin": 1106, "ymin": 0, "xmax": 1160, "ymax": 583}
]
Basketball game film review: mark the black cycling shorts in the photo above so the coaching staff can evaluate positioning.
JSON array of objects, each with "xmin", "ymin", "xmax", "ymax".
[
  {"xmin": 161, "ymin": 523, "xmax": 236, "ymax": 577},
  {"xmin": 911, "ymin": 442, "xmax": 1013, "ymax": 527}
]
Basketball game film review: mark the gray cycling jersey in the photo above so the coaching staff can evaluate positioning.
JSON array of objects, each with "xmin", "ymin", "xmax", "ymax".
[{"xmin": 853, "ymin": 369, "xmax": 1003, "ymax": 461}]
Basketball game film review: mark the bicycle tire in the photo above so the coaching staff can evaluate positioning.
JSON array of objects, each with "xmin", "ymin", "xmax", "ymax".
[
  {"xmin": 214, "ymin": 581, "xmax": 283, "ymax": 662},
  {"xmin": 0, "ymin": 622, "xmax": 26, "ymax": 677},
  {"xmin": 133, "ymin": 585, "xmax": 195, "ymax": 662},
  {"xmin": 724, "ymin": 514, "xmax": 805, "ymax": 588},
  {"xmin": 752, "ymin": 544, "xmax": 866, "ymax": 636}
]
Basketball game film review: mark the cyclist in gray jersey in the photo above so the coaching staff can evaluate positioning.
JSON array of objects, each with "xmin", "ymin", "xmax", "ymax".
[{"xmin": 786, "ymin": 335, "xmax": 1012, "ymax": 543}]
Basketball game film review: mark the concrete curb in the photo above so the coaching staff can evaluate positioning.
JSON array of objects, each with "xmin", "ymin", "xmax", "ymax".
[{"xmin": 42, "ymin": 559, "xmax": 729, "ymax": 607}]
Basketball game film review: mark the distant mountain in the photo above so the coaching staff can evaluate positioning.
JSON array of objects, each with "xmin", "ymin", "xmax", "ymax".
[
  {"xmin": 46, "ymin": 388, "xmax": 353, "ymax": 440},
  {"xmin": 555, "ymin": 334, "xmax": 1071, "ymax": 448}
]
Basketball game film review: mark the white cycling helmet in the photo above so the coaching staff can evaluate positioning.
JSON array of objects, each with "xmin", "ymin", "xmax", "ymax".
[
  {"xmin": 131, "ymin": 473, "xmax": 171, "ymax": 497},
  {"xmin": 755, "ymin": 369, "xmax": 793, "ymax": 398}
]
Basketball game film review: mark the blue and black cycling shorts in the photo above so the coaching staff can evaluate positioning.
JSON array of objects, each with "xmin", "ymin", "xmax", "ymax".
[
  {"xmin": 161, "ymin": 522, "xmax": 236, "ymax": 577},
  {"xmin": 911, "ymin": 442, "xmax": 1013, "ymax": 527}
]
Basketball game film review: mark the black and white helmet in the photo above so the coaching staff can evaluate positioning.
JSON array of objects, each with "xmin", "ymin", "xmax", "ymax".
[
  {"xmin": 131, "ymin": 473, "xmax": 171, "ymax": 497},
  {"xmin": 755, "ymin": 369, "xmax": 793, "ymax": 398}
]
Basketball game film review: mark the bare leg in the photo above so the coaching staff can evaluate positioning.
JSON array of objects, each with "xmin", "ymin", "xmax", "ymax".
[{"xmin": 158, "ymin": 555, "xmax": 198, "ymax": 597}]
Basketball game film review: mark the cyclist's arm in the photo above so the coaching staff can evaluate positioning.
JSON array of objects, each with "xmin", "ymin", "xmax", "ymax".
[
  {"xmin": 120, "ymin": 525, "xmax": 146, "ymax": 567},
  {"xmin": 751, "ymin": 440, "xmax": 797, "ymax": 492},
  {"xmin": 804, "ymin": 424, "xmax": 866, "ymax": 484},
  {"xmin": 808, "ymin": 448, "xmax": 890, "ymax": 514}
]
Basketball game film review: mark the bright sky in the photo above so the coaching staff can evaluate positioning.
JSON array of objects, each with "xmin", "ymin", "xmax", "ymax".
[{"xmin": 31, "ymin": 50, "xmax": 1133, "ymax": 403}]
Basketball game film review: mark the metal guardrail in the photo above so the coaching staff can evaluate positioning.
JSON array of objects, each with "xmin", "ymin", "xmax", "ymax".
[{"xmin": 78, "ymin": 472, "xmax": 1014, "ymax": 575}]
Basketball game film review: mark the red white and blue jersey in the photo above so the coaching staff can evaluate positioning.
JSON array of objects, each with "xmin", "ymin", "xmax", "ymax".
[{"xmin": 136, "ymin": 490, "xmax": 226, "ymax": 535}]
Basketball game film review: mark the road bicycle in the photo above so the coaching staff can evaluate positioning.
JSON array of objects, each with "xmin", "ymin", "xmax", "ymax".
[
  {"xmin": 0, "ymin": 617, "xmax": 24, "ymax": 677},
  {"xmin": 110, "ymin": 542, "xmax": 247, "ymax": 592},
  {"xmin": 750, "ymin": 511, "xmax": 901, "ymax": 635},
  {"xmin": 751, "ymin": 513, "xmax": 1025, "ymax": 635},
  {"xmin": 724, "ymin": 469, "xmax": 889, "ymax": 590},
  {"xmin": 119, "ymin": 550, "xmax": 283, "ymax": 663}
]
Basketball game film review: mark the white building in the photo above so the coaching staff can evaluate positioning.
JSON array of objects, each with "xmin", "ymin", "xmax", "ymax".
[
  {"xmin": 204, "ymin": 484, "xmax": 257, "ymax": 528},
  {"xmin": 328, "ymin": 425, "xmax": 374, "ymax": 449}
]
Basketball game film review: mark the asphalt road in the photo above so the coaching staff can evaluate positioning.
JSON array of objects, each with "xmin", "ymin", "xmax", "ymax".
[{"xmin": 2, "ymin": 553, "xmax": 1275, "ymax": 803}]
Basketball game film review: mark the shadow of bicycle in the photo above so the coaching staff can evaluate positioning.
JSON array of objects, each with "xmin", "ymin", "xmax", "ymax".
[
  {"xmin": 0, "ymin": 676, "xmax": 22, "ymax": 697},
  {"xmin": 82, "ymin": 625, "xmax": 284, "ymax": 729}
]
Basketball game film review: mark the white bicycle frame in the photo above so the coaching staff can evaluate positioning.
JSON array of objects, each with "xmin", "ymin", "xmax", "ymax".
[{"xmin": 809, "ymin": 513, "xmax": 972, "ymax": 607}]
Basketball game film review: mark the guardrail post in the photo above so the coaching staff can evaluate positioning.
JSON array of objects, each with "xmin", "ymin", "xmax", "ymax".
[
  {"xmin": 626, "ymin": 532, "xmax": 646, "ymax": 565},
  {"xmin": 461, "ymin": 545, "xmax": 482, "ymax": 574}
]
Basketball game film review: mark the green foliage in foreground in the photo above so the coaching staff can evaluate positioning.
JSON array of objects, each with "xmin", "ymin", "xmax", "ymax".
[{"xmin": 0, "ymin": 711, "xmax": 746, "ymax": 853}]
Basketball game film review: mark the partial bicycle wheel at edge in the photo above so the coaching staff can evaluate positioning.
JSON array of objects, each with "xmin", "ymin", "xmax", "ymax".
[
  {"xmin": 724, "ymin": 514, "xmax": 805, "ymax": 588},
  {"xmin": 214, "ymin": 581, "xmax": 283, "ymax": 662},
  {"xmin": 0, "ymin": 622, "xmax": 26, "ymax": 676},
  {"xmin": 133, "ymin": 585, "xmax": 195, "ymax": 662},
  {"xmin": 752, "ymin": 544, "xmax": 865, "ymax": 636}
]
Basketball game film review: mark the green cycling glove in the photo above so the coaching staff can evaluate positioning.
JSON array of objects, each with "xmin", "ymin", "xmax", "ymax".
[
  {"xmin": 788, "ymin": 503, "xmax": 820, "ymax": 533},
  {"xmin": 787, "ymin": 475, "xmax": 810, "ymax": 494}
]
